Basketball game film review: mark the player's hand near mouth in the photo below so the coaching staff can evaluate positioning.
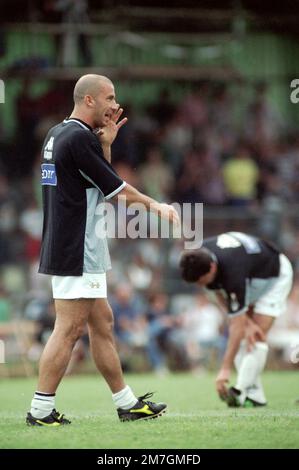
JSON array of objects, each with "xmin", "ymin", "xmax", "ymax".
[{"xmin": 96, "ymin": 106, "xmax": 128, "ymax": 159}]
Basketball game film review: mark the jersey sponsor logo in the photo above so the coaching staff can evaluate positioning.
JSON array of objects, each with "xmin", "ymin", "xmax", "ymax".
[
  {"xmin": 216, "ymin": 234, "xmax": 241, "ymax": 249},
  {"xmin": 41, "ymin": 164, "xmax": 57, "ymax": 186},
  {"xmin": 216, "ymin": 232, "xmax": 261, "ymax": 254},
  {"xmin": 44, "ymin": 136, "xmax": 54, "ymax": 160}
]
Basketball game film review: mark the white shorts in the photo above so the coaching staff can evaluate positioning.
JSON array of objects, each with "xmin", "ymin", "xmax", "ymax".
[
  {"xmin": 52, "ymin": 272, "xmax": 107, "ymax": 299},
  {"xmin": 254, "ymin": 254, "xmax": 293, "ymax": 318}
]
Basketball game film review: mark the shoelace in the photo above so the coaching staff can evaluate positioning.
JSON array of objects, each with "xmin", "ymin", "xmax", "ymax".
[
  {"xmin": 52, "ymin": 409, "xmax": 65, "ymax": 422},
  {"xmin": 138, "ymin": 392, "xmax": 156, "ymax": 405}
]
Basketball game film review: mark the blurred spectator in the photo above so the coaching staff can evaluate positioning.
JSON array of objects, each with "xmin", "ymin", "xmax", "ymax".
[
  {"xmin": 0, "ymin": 285, "xmax": 11, "ymax": 322},
  {"xmin": 179, "ymin": 82, "xmax": 209, "ymax": 132},
  {"xmin": 139, "ymin": 146, "xmax": 174, "ymax": 201},
  {"xmin": 244, "ymin": 81, "xmax": 283, "ymax": 147},
  {"xmin": 19, "ymin": 198, "xmax": 42, "ymax": 264},
  {"xmin": 210, "ymin": 83, "xmax": 235, "ymax": 134},
  {"xmin": 222, "ymin": 141, "xmax": 259, "ymax": 206},
  {"xmin": 127, "ymin": 254, "xmax": 153, "ymax": 291},
  {"xmin": 25, "ymin": 296, "xmax": 53, "ymax": 360},
  {"xmin": 0, "ymin": 173, "xmax": 18, "ymax": 266},
  {"xmin": 110, "ymin": 283, "xmax": 147, "ymax": 350},
  {"xmin": 182, "ymin": 293, "xmax": 227, "ymax": 367},
  {"xmin": 0, "ymin": 233, "xmax": 12, "ymax": 266},
  {"xmin": 148, "ymin": 88, "xmax": 176, "ymax": 128},
  {"xmin": 14, "ymin": 79, "xmax": 39, "ymax": 177},
  {"xmin": 163, "ymin": 111, "xmax": 193, "ymax": 172},
  {"xmin": 36, "ymin": 80, "xmax": 72, "ymax": 125},
  {"xmin": 195, "ymin": 144, "xmax": 226, "ymax": 205},
  {"xmin": 275, "ymin": 136, "xmax": 299, "ymax": 202},
  {"xmin": 176, "ymin": 150, "xmax": 203, "ymax": 203},
  {"xmin": 145, "ymin": 292, "xmax": 174, "ymax": 374}
]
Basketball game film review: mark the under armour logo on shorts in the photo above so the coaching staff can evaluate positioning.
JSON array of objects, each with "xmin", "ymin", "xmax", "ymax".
[{"xmin": 90, "ymin": 282, "xmax": 100, "ymax": 288}]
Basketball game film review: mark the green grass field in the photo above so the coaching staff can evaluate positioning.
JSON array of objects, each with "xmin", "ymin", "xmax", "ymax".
[{"xmin": 1, "ymin": 371, "xmax": 298, "ymax": 449}]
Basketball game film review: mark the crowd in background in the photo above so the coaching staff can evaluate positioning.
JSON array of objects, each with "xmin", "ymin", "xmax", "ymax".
[{"xmin": 1, "ymin": 77, "xmax": 299, "ymax": 373}]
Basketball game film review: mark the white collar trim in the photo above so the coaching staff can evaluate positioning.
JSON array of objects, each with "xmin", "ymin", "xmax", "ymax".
[{"xmin": 63, "ymin": 118, "xmax": 90, "ymax": 131}]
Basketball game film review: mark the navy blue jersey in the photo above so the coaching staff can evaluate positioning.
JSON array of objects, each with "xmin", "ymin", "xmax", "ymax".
[
  {"xmin": 39, "ymin": 118, "xmax": 126, "ymax": 276},
  {"xmin": 203, "ymin": 232, "xmax": 280, "ymax": 315}
]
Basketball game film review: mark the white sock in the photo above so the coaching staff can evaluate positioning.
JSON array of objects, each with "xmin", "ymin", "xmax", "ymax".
[
  {"xmin": 234, "ymin": 339, "xmax": 246, "ymax": 371},
  {"xmin": 235, "ymin": 342, "xmax": 267, "ymax": 404},
  {"xmin": 112, "ymin": 385, "xmax": 138, "ymax": 410},
  {"xmin": 246, "ymin": 377, "xmax": 267, "ymax": 404},
  {"xmin": 235, "ymin": 342, "xmax": 269, "ymax": 395},
  {"xmin": 30, "ymin": 391, "xmax": 56, "ymax": 419}
]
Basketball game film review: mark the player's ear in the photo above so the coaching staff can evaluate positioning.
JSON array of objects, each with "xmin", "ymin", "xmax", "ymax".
[{"xmin": 85, "ymin": 94, "xmax": 95, "ymax": 108}]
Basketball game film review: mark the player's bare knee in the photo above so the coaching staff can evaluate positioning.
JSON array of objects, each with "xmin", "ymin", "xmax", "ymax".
[
  {"xmin": 89, "ymin": 303, "xmax": 114, "ymax": 337},
  {"xmin": 91, "ymin": 320, "xmax": 114, "ymax": 340},
  {"xmin": 57, "ymin": 322, "xmax": 86, "ymax": 345}
]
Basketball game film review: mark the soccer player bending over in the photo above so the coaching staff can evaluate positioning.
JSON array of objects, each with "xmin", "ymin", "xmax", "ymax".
[
  {"xmin": 179, "ymin": 232, "xmax": 293, "ymax": 407},
  {"xmin": 26, "ymin": 74, "xmax": 179, "ymax": 426}
]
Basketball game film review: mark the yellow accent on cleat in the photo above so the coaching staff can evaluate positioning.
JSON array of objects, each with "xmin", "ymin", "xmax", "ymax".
[
  {"xmin": 35, "ymin": 420, "xmax": 61, "ymax": 427},
  {"xmin": 129, "ymin": 405, "xmax": 154, "ymax": 415}
]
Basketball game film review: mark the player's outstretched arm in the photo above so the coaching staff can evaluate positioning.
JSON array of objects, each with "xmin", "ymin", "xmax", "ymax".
[
  {"xmin": 115, "ymin": 183, "xmax": 180, "ymax": 226},
  {"xmin": 215, "ymin": 314, "xmax": 247, "ymax": 398}
]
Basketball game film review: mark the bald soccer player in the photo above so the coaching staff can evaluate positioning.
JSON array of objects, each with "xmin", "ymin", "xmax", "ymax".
[{"xmin": 26, "ymin": 75, "xmax": 179, "ymax": 426}]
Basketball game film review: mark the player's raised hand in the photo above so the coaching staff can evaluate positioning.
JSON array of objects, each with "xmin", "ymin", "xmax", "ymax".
[
  {"xmin": 97, "ymin": 105, "xmax": 128, "ymax": 146},
  {"xmin": 111, "ymin": 106, "xmax": 128, "ymax": 130}
]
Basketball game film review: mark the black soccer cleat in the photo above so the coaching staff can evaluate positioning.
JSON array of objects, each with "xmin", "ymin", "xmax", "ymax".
[
  {"xmin": 117, "ymin": 392, "xmax": 167, "ymax": 422},
  {"xmin": 26, "ymin": 409, "xmax": 71, "ymax": 427},
  {"xmin": 243, "ymin": 397, "xmax": 267, "ymax": 408},
  {"xmin": 225, "ymin": 387, "xmax": 242, "ymax": 407},
  {"xmin": 225, "ymin": 387, "xmax": 267, "ymax": 408}
]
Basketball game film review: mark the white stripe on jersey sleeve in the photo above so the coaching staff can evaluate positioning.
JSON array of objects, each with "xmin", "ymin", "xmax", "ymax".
[{"xmin": 105, "ymin": 181, "xmax": 126, "ymax": 200}]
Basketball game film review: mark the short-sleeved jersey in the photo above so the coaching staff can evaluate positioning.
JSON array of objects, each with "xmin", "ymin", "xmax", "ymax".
[
  {"xmin": 203, "ymin": 232, "xmax": 281, "ymax": 316},
  {"xmin": 39, "ymin": 118, "xmax": 126, "ymax": 276}
]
